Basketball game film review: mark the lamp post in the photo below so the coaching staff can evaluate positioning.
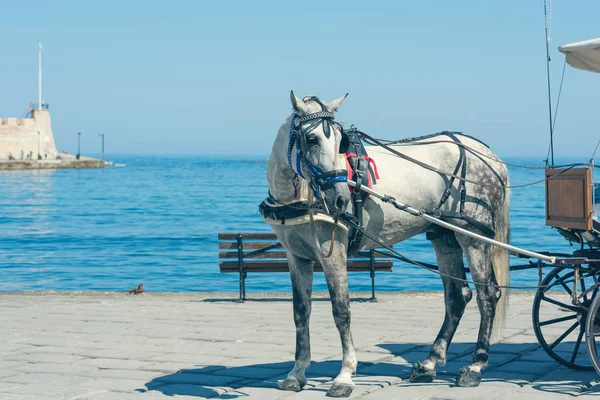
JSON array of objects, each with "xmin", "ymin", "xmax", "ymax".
[
  {"xmin": 77, "ymin": 132, "xmax": 81, "ymax": 159},
  {"xmin": 99, "ymin": 133, "xmax": 104, "ymax": 161}
]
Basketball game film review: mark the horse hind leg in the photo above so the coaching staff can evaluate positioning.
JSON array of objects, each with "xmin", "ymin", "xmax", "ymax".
[
  {"xmin": 279, "ymin": 254, "xmax": 314, "ymax": 392},
  {"xmin": 411, "ymin": 229, "xmax": 472, "ymax": 383},
  {"xmin": 455, "ymin": 236, "xmax": 500, "ymax": 388}
]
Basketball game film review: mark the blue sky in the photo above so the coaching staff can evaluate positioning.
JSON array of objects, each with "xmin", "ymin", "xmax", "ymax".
[{"xmin": 0, "ymin": 1, "xmax": 598, "ymax": 158}]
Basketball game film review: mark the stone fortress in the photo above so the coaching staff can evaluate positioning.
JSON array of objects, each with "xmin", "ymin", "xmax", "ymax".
[
  {"xmin": 0, "ymin": 43, "xmax": 104, "ymax": 170},
  {"xmin": 0, "ymin": 106, "xmax": 57, "ymax": 160},
  {"xmin": 0, "ymin": 104, "xmax": 103, "ymax": 170}
]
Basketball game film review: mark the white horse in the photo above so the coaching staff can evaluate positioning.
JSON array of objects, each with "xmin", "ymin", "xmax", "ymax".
[{"xmin": 262, "ymin": 92, "xmax": 510, "ymax": 397}]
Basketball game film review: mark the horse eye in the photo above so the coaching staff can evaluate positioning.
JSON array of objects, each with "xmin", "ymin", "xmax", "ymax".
[{"xmin": 306, "ymin": 135, "xmax": 319, "ymax": 145}]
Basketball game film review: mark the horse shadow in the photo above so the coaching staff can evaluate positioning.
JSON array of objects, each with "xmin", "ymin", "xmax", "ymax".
[
  {"xmin": 141, "ymin": 360, "xmax": 408, "ymax": 398},
  {"xmin": 141, "ymin": 342, "xmax": 599, "ymax": 398}
]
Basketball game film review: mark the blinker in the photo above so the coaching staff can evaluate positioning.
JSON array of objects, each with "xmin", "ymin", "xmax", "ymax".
[{"xmin": 339, "ymin": 132, "xmax": 350, "ymax": 154}]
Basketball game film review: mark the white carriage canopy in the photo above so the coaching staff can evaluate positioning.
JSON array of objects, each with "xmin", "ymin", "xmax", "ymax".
[{"xmin": 558, "ymin": 37, "xmax": 600, "ymax": 73}]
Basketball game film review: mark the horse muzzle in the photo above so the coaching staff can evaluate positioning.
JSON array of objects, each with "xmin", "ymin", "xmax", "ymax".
[{"xmin": 323, "ymin": 181, "xmax": 351, "ymax": 217}]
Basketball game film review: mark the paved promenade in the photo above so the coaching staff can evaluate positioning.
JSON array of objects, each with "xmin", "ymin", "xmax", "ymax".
[{"xmin": 1, "ymin": 292, "xmax": 599, "ymax": 399}]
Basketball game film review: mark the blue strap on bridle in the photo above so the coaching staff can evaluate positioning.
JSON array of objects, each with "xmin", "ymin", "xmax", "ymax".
[{"xmin": 295, "ymin": 134, "xmax": 305, "ymax": 180}]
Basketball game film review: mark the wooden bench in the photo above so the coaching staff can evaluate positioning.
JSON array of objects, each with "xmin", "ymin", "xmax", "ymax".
[{"xmin": 218, "ymin": 232, "xmax": 393, "ymax": 302}]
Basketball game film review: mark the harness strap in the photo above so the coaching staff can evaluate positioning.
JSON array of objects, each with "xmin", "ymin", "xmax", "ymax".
[
  {"xmin": 432, "ymin": 211, "xmax": 496, "ymax": 238},
  {"xmin": 299, "ymin": 110, "xmax": 335, "ymax": 123},
  {"xmin": 453, "ymin": 133, "xmax": 468, "ymax": 217},
  {"xmin": 346, "ymin": 153, "xmax": 380, "ymax": 180},
  {"xmin": 346, "ymin": 133, "xmax": 375, "ymax": 255},
  {"xmin": 422, "ymin": 132, "xmax": 496, "ymax": 238},
  {"xmin": 433, "ymin": 132, "xmax": 465, "ymax": 211}
]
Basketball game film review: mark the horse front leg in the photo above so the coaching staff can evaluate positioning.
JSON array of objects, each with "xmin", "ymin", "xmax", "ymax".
[
  {"xmin": 321, "ymin": 251, "xmax": 356, "ymax": 398},
  {"xmin": 279, "ymin": 254, "xmax": 314, "ymax": 392}
]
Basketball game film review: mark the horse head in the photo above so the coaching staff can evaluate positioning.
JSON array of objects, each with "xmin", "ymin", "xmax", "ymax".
[{"xmin": 289, "ymin": 91, "xmax": 351, "ymax": 216}]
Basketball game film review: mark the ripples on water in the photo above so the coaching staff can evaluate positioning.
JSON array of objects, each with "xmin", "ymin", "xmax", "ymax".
[{"xmin": 0, "ymin": 156, "xmax": 584, "ymax": 292}]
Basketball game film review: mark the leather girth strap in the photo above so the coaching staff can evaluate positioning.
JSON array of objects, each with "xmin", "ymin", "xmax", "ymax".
[{"xmin": 259, "ymin": 197, "xmax": 312, "ymax": 225}]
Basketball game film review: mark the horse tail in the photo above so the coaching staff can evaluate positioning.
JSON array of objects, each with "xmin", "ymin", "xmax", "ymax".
[{"xmin": 492, "ymin": 179, "xmax": 510, "ymax": 334}]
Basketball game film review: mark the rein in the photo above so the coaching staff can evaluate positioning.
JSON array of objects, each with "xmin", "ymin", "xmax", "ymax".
[
  {"xmin": 342, "ymin": 180, "xmax": 600, "ymax": 290},
  {"xmin": 356, "ymin": 129, "xmax": 581, "ymax": 190},
  {"xmin": 339, "ymin": 213, "xmax": 579, "ymax": 290}
]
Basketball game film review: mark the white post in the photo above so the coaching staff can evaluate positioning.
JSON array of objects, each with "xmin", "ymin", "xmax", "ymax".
[{"xmin": 38, "ymin": 42, "xmax": 43, "ymax": 111}]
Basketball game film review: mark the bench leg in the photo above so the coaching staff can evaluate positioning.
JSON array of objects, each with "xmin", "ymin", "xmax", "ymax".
[
  {"xmin": 238, "ymin": 277, "xmax": 246, "ymax": 303},
  {"xmin": 369, "ymin": 250, "xmax": 377, "ymax": 302},
  {"xmin": 237, "ymin": 234, "xmax": 246, "ymax": 303},
  {"xmin": 238, "ymin": 273, "xmax": 246, "ymax": 303}
]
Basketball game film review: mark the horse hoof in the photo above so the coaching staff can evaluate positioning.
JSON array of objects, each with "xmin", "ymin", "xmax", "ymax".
[
  {"xmin": 278, "ymin": 376, "xmax": 306, "ymax": 392},
  {"xmin": 410, "ymin": 362, "xmax": 436, "ymax": 383},
  {"xmin": 456, "ymin": 367, "xmax": 482, "ymax": 387},
  {"xmin": 326, "ymin": 383, "xmax": 354, "ymax": 398}
]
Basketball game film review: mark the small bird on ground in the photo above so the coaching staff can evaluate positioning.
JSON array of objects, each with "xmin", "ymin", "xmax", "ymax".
[{"xmin": 128, "ymin": 283, "xmax": 144, "ymax": 294}]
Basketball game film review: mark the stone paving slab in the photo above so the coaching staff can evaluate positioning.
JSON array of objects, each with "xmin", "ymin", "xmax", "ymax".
[{"xmin": 0, "ymin": 292, "xmax": 599, "ymax": 399}]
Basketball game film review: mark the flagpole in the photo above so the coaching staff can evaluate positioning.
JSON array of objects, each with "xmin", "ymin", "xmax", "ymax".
[{"xmin": 38, "ymin": 42, "xmax": 42, "ymax": 111}]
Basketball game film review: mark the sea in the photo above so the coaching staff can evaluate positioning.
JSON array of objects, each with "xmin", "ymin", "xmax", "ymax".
[{"xmin": 0, "ymin": 155, "xmax": 590, "ymax": 293}]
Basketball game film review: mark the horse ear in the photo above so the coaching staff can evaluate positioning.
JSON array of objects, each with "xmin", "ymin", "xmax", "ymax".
[
  {"xmin": 326, "ymin": 93, "xmax": 349, "ymax": 112},
  {"xmin": 290, "ymin": 90, "xmax": 309, "ymax": 115}
]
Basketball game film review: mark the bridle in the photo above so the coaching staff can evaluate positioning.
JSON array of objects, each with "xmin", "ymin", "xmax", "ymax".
[
  {"xmin": 287, "ymin": 98, "xmax": 348, "ymax": 201},
  {"xmin": 283, "ymin": 97, "xmax": 351, "ymax": 259}
]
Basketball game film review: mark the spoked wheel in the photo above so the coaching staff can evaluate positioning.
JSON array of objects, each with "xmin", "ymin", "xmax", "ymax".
[
  {"xmin": 532, "ymin": 265, "xmax": 599, "ymax": 370},
  {"xmin": 585, "ymin": 290, "xmax": 600, "ymax": 375}
]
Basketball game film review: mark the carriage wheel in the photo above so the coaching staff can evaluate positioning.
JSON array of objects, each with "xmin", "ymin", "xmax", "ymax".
[
  {"xmin": 532, "ymin": 265, "xmax": 598, "ymax": 370},
  {"xmin": 585, "ymin": 290, "xmax": 600, "ymax": 375}
]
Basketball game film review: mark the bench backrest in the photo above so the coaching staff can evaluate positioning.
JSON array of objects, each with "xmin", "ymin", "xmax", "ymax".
[{"xmin": 218, "ymin": 232, "xmax": 393, "ymax": 273}]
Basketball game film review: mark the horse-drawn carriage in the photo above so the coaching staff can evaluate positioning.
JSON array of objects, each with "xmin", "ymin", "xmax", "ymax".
[
  {"xmin": 259, "ymin": 36, "xmax": 600, "ymax": 397},
  {"xmin": 531, "ymin": 37, "xmax": 600, "ymax": 375}
]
